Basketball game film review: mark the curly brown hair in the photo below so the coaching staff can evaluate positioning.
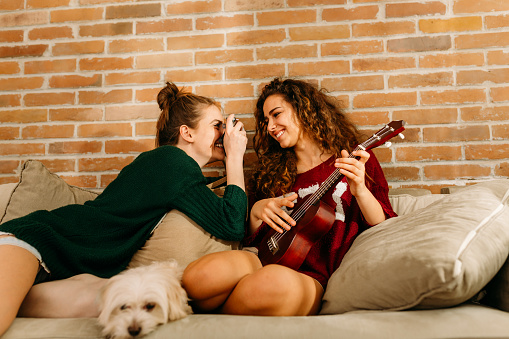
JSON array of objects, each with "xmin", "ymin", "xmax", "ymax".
[{"xmin": 249, "ymin": 78, "xmax": 362, "ymax": 201}]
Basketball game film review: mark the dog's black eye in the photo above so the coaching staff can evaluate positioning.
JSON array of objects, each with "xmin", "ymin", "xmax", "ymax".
[
  {"xmin": 120, "ymin": 304, "xmax": 130, "ymax": 311},
  {"xmin": 144, "ymin": 303, "xmax": 155, "ymax": 312}
]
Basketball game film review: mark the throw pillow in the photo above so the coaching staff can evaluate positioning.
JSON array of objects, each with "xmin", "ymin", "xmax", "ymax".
[
  {"xmin": 320, "ymin": 180, "xmax": 509, "ymax": 314},
  {"xmin": 0, "ymin": 160, "xmax": 98, "ymax": 224}
]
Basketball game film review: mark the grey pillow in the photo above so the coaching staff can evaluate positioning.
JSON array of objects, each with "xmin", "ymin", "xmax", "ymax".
[{"xmin": 321, "ymin": 180, "xmax": 509, "ymax": 314}]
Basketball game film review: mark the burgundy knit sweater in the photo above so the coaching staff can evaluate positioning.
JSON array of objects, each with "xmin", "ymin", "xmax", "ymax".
[{"xmin": 244, "ymin": 151, "xmax": 397, "ymax": 288}]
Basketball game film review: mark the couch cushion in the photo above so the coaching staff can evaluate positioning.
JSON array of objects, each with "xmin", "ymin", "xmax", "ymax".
[
  {"xmin": 0, "ymin": 160, "xmax": 98, "ymax": 224},
  {"xmin": 482, "ymin": 256, "xmax": 509, "ymax": 312},
  {"xmin": 388, "ymin": 193, "xmax": 445, "ymax": 216},
  {"xmin": 321, "ymin": 180, "xmax": 509, "ymax": 314}
]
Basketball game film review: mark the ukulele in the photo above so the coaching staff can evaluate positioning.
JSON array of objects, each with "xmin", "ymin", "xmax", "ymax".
[{"xmin": 257, "ymin": 120, "xmax": 406, "ymax": 270}]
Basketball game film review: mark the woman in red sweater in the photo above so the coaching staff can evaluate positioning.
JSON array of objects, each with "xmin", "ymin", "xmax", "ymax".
[{"xmin": 182, "ymin": 78, "xmax": 397, "ymax": 316}]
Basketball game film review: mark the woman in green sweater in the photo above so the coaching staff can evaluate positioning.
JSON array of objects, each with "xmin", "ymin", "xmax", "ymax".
[{"xmin": 0, "ymin": 82, "xmax": 248, "ymax": 336}]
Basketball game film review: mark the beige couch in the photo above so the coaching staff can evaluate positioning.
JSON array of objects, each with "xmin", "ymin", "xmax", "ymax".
[{"xmin": 2, "ymin": 160, "xmax": 509, "ymax": 339}]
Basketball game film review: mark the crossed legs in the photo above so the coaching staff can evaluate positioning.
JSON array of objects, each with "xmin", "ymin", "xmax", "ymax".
[{"xmin": 182, "ymin": 250, "xmax": 323, "ymax": 316}]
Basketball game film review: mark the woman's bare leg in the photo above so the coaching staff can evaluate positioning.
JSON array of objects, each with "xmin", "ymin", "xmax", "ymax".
[
  {"xmin": 182, "ymin": 250, "xmax": 262, "ymax": 312},
  {"xmin": 221, "ymin": 264, "xmax": 323, "ymax": 316},
  {"xmin": 0, "ymin": 236, "xmax": 39, "ymax": 336},
  {"xmin": 18, "ymin": 273, "xmax": 107, "ymax": 318}
]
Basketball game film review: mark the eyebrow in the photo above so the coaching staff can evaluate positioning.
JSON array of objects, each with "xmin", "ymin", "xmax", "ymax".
[
  {"xmin": 265, "ymin": 106, "xmax": 282, "ymax": 117},
  {"xmin": 210, "ymin": 119, "xmax": 223, "ymax": 125}
]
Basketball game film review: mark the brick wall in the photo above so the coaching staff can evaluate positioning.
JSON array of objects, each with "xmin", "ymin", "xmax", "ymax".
[{"xmin": 1, "ymin": 0, "xmax": 508, "ymax": 193}]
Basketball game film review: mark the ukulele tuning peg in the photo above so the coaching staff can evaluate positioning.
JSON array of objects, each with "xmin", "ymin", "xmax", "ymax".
[
  {"xmin": 384, "ymin": 141, "xmax": 392, "ymax": 148},
  {"xmin": 398, "ymin": 133, "xmax": 405, "ymax": 139}
]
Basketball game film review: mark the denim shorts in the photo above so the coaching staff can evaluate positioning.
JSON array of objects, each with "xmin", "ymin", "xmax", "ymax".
[{"xmin": 0, "ymin": 232, "xmax": 51, "ymax": 284}]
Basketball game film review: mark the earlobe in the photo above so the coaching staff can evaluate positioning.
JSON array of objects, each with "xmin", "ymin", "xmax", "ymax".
[{"xmin": 180, "ymin": 125, "xmax": 194, "ymax": 143}]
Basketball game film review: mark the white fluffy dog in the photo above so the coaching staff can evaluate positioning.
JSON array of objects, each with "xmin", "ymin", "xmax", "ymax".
[{"xmin": 98, "ymin": 261, "xmax": 192, "ymax": 339}]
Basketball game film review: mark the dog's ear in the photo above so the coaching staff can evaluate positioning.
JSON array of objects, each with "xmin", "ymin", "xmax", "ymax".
[{"xmin": 157, "ymin": 261, "xmax": 192, "ymax": 321}]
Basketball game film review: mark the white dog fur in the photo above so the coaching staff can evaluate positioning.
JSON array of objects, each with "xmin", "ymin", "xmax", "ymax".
[{"xmin": 98, "ymin": 260, "xmax": 192, "ymax": 339}]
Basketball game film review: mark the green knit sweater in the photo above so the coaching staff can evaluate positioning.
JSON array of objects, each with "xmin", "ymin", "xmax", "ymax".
[{"xmin": 0, "ymin": 146, "xmax": 247, "ymax": 280}]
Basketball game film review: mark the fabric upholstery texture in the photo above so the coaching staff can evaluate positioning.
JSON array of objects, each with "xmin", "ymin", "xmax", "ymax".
[{"xmin": 321, "ymin": 180, "xmax": 509, "ymax": 314}]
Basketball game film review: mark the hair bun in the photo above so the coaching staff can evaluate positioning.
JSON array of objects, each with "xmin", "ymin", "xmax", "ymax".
[{"xmin": 157, "ymin": 82, "xmax": 180, "ymax": 111}]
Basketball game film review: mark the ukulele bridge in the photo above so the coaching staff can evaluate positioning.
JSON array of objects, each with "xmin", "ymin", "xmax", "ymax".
[{"xmin": 268, "ymin": 236, "xmax": 279, "ymax": 255}]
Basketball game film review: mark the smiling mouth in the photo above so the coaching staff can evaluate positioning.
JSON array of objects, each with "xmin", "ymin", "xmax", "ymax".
[{"xmin": 275, "ymin": 130, "xmax": 284, "ymax": 140}]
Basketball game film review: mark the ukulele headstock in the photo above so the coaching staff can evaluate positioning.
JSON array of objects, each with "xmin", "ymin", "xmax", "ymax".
[{"xmin": 362, "ymin": 120, "xmax": 406, "ymax": 151}]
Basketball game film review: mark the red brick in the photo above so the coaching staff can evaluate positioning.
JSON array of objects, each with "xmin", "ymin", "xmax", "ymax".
[
  {"xmin": 0, "ymin": 77, "xmax": 44, "ymax": 91},
  {"xmin": 386, "ymin": 2, "xmax": 446, "ymax": 17},
  {"xmin": 105, "ymin": 139, "xmax": 154, "ymax": 154},
  {"xmin": 420, "ymin": 52, "xmax": 484, "ymax": 68},
  {"xmin": 196, "ymin": 14, "xmax": 253, "ymax": 30},
  {"xmin": 0, "ymin": 94, "xmax": 21, "ymax": 107},
  {"xmin": 0, "ymin": 30, "xmax": 23, "ymax": 43},
  {"xmin": 49, "ymin": 141, "xmax": 102, "ymax": 154},
  {"xmin": 466, "ymin": 144, "xmax": 509, "ymax": 160},
  {"xmin": 167, "ymin": 34, "xmax": 223, "ymax": 50},
  {"xmin": 224, "ymin": 0, "xmax": 284, "ymax": 11},
  {"xmin": 50, "ymin": 107, "xmax": 103, "ymax": 122},
  {"xmin": 0, "ymin": 160, "xmax": 20, "ymax": 174},
  {"xmin": 423, "ymin": 125, "xmax": 490, "ymax": 142},
  {"xmin": 136, "ymin": 53, "xmax": 192, "ymax": 69},
  {"xmin": 109, "ymin": 38, "xmax": 164, "ymax": 54},
  {"xmin": 227, "ymin": 29, "xmax": 286, "ymax": 46},
  {"xmin": 289, "ymin": 60, "xmax": 349, "ymax": 77},
  {"xmin": 0, "ymin": 11, "xmax": 48, "ymax": 27},
  {"xmin": 396, "ymin": 146, "xmax": 462, "ymax": 162},
  {"xmin": 27, "ymin": 0, "xmax": 70, "ymax": 8},
  {"xmin": 456, "ymin": 32, "xmax": 509, "ymax": 49},
  {"xmin": 461, "ymin": 106, "xmax": 509, "ymax": 122},
  {"xmin": 196, "ymin": 83, "xmax": 254, "ymax": 99},
  {"xmin": 37, "ymin": 159, "xmax": 75, "ymax": 173},
  {"xmin": 0, "ymin": 109, "xmax": 47, "ymax": 123},
  {"xmin": 226, "ymin": 64, "xmax": 285, "ymax": 80},
  {"xmin": 290, "ymin": 25, "xmax": 349, "ymax": 41},
  {"xmin": 51, "ymin": 7, "xmax": 103, "ymax": 23},
  {"xmin": 167, "ymin": 68, "xmax": 223, "ymax": 83},
  {"xmin": 486, "ymin": 14, "xmax": 509, "ymax": 29},
  {"xmin": 383, "ymin": 166, "xmax": 420, "ymax": 181},
  {"xmin": 49, "ymin": 74, "xmax": 102, "ymax": 88},
  {"xmin": 393, "ymin": 108, "xmax": 458, "ymax": 125},
  {"xmin": 78, "ymin": 156, "xmax": 135, "ymax": 172},
  {"xmin": 80, "ymin": 22, "xmax": 132, "ymax": 37},
  {"xmin": 0, "ymin": 61, "xmax": 20, "ymax": 75},
  {"xmin": 345, "ymin": 111, "xmax": 389, "ymax": 126},
  {"xmin": 52, "ymin": 40, "xmax": 105, "ymax": 56},
  {"xmin": 491, "ymin": 86, "xmax": 509, "ymax": 102},
  {"xmin": 421, "ymin": 89, "xmax": 486, "ymax": 105},
  {"xmin": 457, "ymin": 69, "xmax": 509, "ymax": 85},
  {"xmin": 322, "ymin": 75, "xmax": 384, "ymax": 92},
  {"xmin": 196, "ymin": 49, "xmax": 254, "ymax": 65},
  {"xmin": 388, "ymin": 36, "xmax": 451, "ymax": 53},
  {"xmin": 105, "ymin": 71, "xmax": 160, "ymax": 86},
  {"xmin": 0, "ymin": 127, "xmax": 20, "ymax": 140},
  {"xmin": 419, "ymin": 17, "xmax": 482, "ymax": 33},
  {"xmin": 135, "ymin": 122, "xmax": 156, "ymax": 136},
  {"xmin": 28, "ymin": 26, "xmax": 73, "ymax": 40},
  {"xmin": 61, "ymin": 175, "xmax": 97, "ymax": 189},
  {"xmin": 224, "ymin": 99, "xmax": 257, "ymax": 115},
  {"xmin": 0, "ymin": 143, "xmax": 45, "ymax": 156},
  {"xmin": 100, "ymin": 174, "xmax": 118, "ymax": 188},
  {"xmin": 258, "ymin": 9, "xmax": 316, "ymax": 26},
  {"xmin": 135, "ymin": 88, "xmax": 160, "ymax": 103},
  {"xmin": 80, "ymin": 57, "xmax": 133, "ymax": 71},
  {"xmin": 24, "ymin": 92, "xmax": 75, "ymax": 106},
  {"xmin": 493, "ymin": 125, "xmax": 509, "ymax": 140},
  {"xmin": 167, "ymin": 0, "xmax": 221, "ymax": 14},
  {"xmin": 353, "ymin": 21, "xmax": 414, "ymax": 37},
  {"xmin": 106, "ymin": 3, "xmax": 160, "ymax": 19},
  {"xmin": 353, "ymin": 92, "xmax": 417, "ymax": 108},
  {"xmin": 322, "ymin": 40, "xmax": 383, "ymax": 56},
  {"xmin": 389, "ymin": 72, "xmax": 453, "ymax": 89},
  {"xmin": 78, "ymin": 123, "xmax": 133, "ymax": 138},
  {"xmin": 0, "ymin": 0, "xmax": 23, "ymax": 10},
  {"xmin": 454, "ymin": 0, "xmax": 509, "ymax": 13},
  {"xmin": 488, "ymin": 51, "xmax": 509, "ymax": 65},
  {"xmin": 257, "ymin": 44, "xmax": 316, "ymax": 60},
  {"xmin": 22, "ymin": 125, "xmax": 74, "ymax": 139},
  {"xmin": 288, "ymin": 0, "xmax": 345, "ymax": 5},
  {"xmin": 353, "ymin": 57, "xmax": 415, "ymax": 72},
  {"xmin": 495, "ymin": 162, "xmax": 509, "ymax": 177},
  {"xmin": 25, "ymin": 59, "xmax": 76, "ymax": 74},
  {"xmin": 424, "ymin": 164, "xmax": 491, "ymax": 180},
  {"xmin": 105, "ymin": 104, "xmax": 159, "ymax": 121},
  {"xmin": 0, "ymin": 45, "xmax": 48, "ymax": 58},
  {"xmin": 136, "ymin": 19, "xmax": 192, "ymax": 34},
  {"xmin": 79, "ymin": 89, "xmax": 132, "ymax": 105},
  {"xmin": 323, "ymin": 5, "xmax": 378, "ymax": 21}
]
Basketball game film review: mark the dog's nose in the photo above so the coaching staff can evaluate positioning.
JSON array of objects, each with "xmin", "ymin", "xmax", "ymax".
[{"xmin": 128, "ymin": 325, "xmax": 141, "ymax": 337}]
